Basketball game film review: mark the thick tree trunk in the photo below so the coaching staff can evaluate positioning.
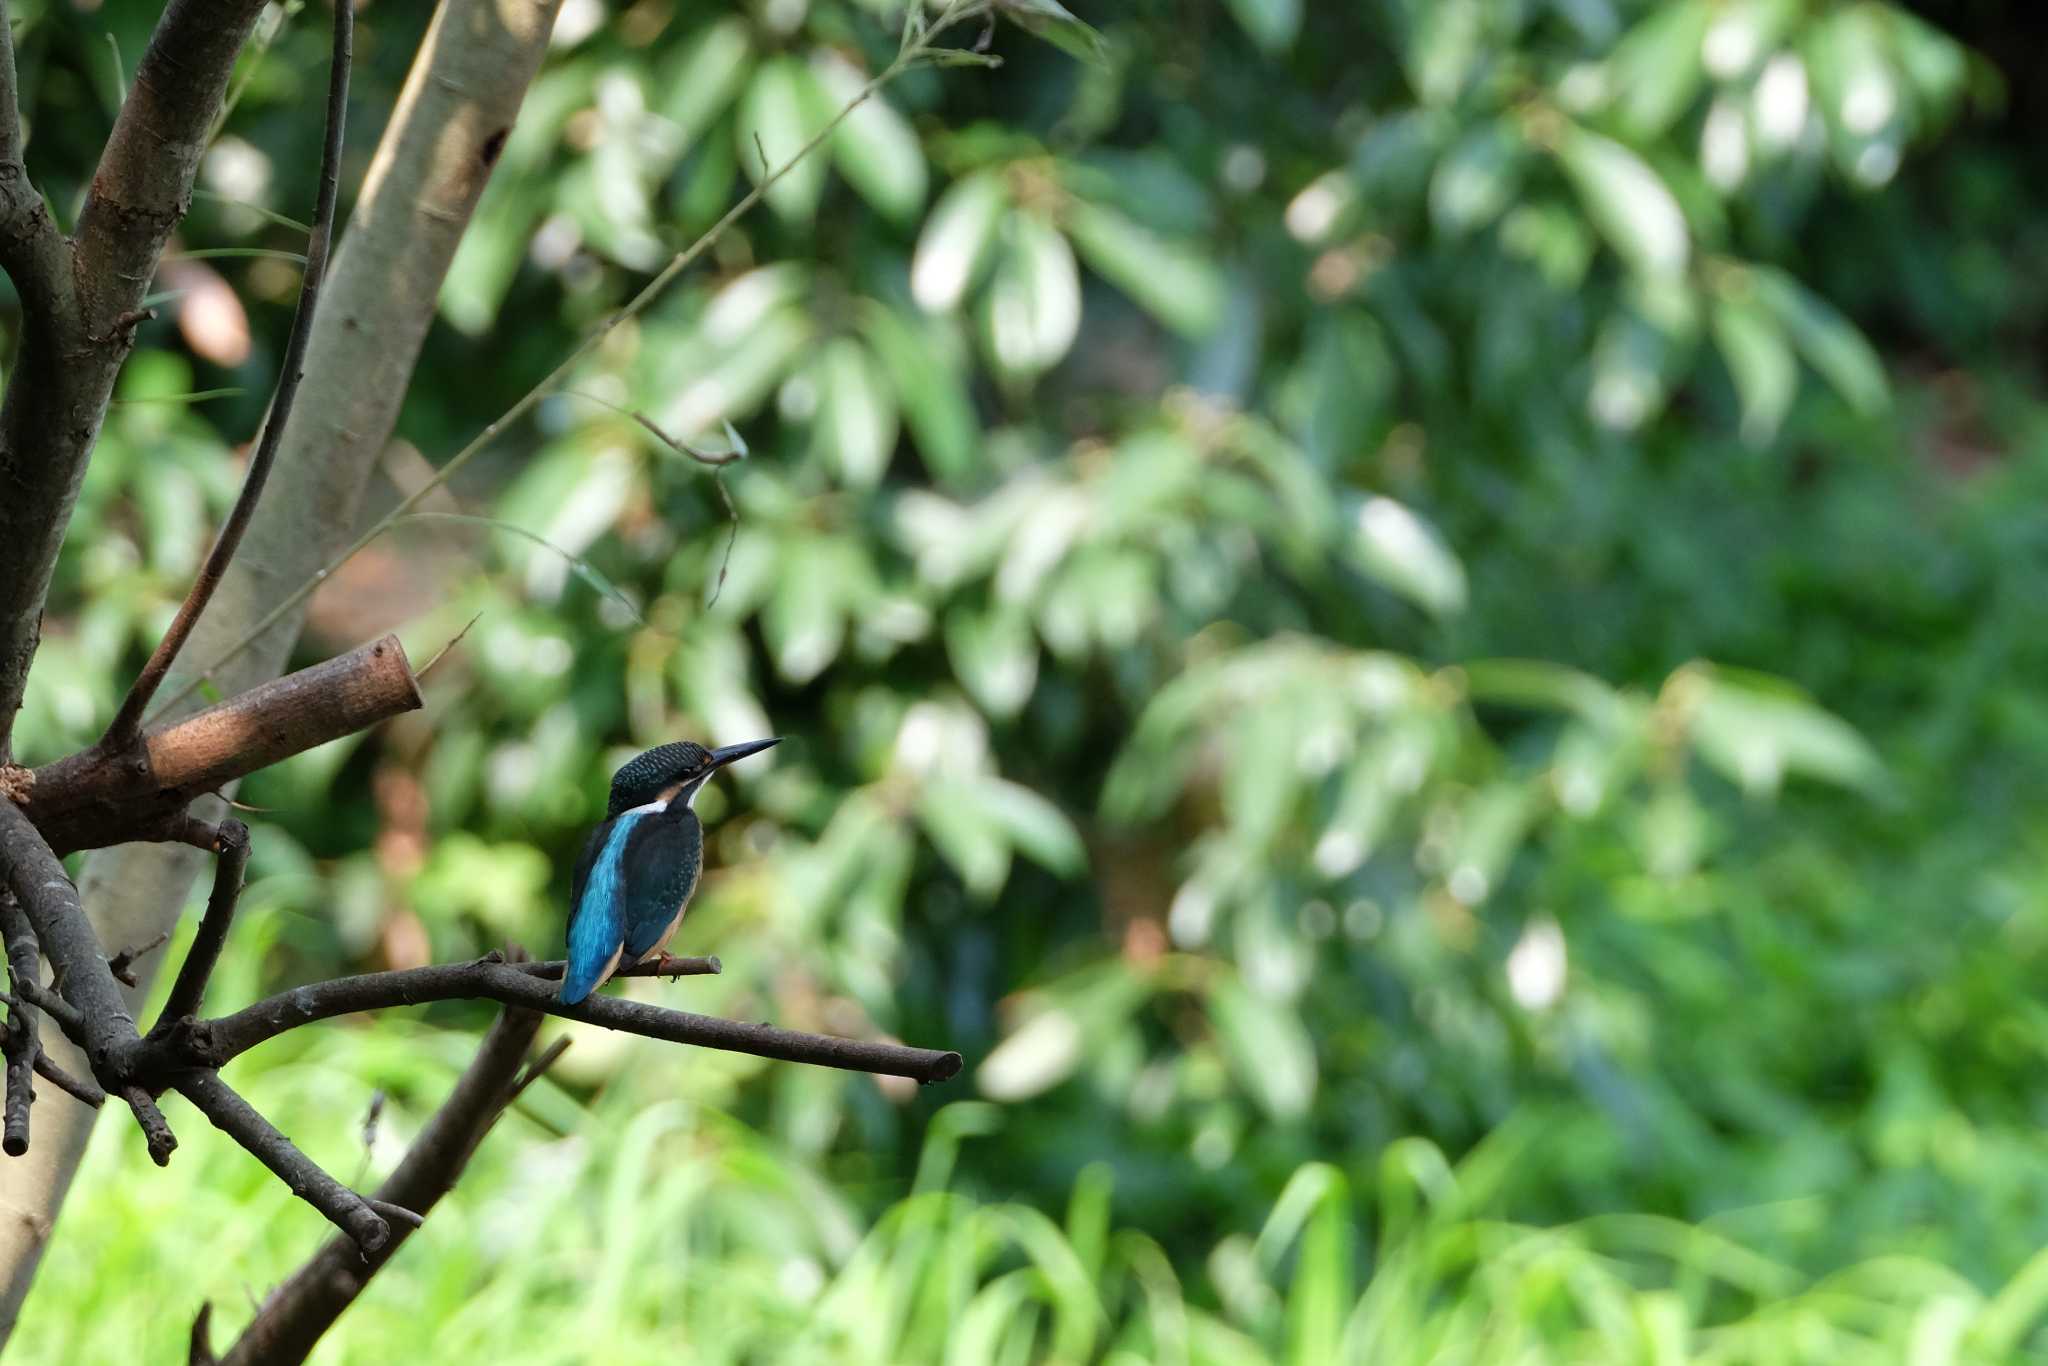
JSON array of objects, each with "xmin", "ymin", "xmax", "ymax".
[{"xmin": 0, "ymin": 0, "xmax": 563, "ymax": 1339}]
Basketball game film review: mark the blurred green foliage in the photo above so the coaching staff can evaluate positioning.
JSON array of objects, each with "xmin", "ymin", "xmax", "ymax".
[{"xmin": 9, "ymin": 0, "xmax": 2048, "ymax": 1359}]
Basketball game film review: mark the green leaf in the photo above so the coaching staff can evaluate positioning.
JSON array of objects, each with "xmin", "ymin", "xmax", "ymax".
[
  {"xmin": 1686, "ymin": 667, "xmax": 1884, "ymax": 797},
  {"xmin": 814, "ymin": 337, "xmax": 899, "ymax": 488},
  {"xmin": 1401, "ymin": 0, "xmax": 1483, "ymax": 107},
  {"xmin": 1063, "ymin": 200, "xmax": 1224, "ymax": 337},
  {"xmin": 1710, "ymin": 290, "xmax": 1796, "ymax": 445},
  {"xmin": 660, "ymin": 305, "xmax": 812, "ymax": 436},
  {"xmin": 1461, "ymin": 659, "xmax": 1619, "ymax": 720},
  {"xmin": 1601, "ymin": 0, "xmax": 1710, "ymax": 138},
  {"xmin": 1223, "ymin": 0, "xmax": 1302, "ymax": 54},
  {"xmin": 763, "ymin": 540, "xmax": 846, "ymax": 683},
  {"xmin": 655, "ymin": 16, "xmax": 754, "ymax": 146},
  {"xmin": 912, "ymin": 171, "xmax": 1011, "ymax": 312},
  {"xmin": 1749, "ymin": 266, "xmax": 1889, "ymax": 414},
  {"xmin": 1347, "ymin": 494, "xmax": 1467, "ymax": 617},
  {"xmin": 861, "ymin": 302, "xmax": 983, "ymax": 486},
  {"xmin": 997, "ymin": 0, "xmax": 1109, "ymax": 67},
  {"xmin": 972, "ymin": 778, "xmax": 1086, "ymax": 876},
  {"xmin": 1428, "ymin": 119, "xmax": 1525, "ymax": 237},
  {"xmin": 919, "ymin": 779, "xmax": 1013, "ymax": 897},
  {"xmin": 1555, "ymin": 126, "xmax": 1690, "ymax": 279},
  {"xmin": 817, "ymin": 52, "xmax": 928, "ymax": 223},
  {"xmin": 737, "ymin": 57, "xmax": 832, "ymax": 225},
  {"xmin": 945, "ymin": 605, "xmax": 1041, "ymax": 719},
  {"xmin": 981, "ymin": 212, "xmax": 1082, "ymax": 381},
  {"xmin": 1212, "ymin": 977, "xmax": 1318, "ymax": 1121}
]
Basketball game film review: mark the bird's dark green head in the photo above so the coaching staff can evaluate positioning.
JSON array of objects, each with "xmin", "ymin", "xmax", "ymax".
[{"xmin": 607, "ymin": 737, "xmax": 780, "ymax": 817}]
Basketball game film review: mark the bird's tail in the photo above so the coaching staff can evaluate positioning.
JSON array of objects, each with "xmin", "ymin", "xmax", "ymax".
[{"xmin": 560, "ymin": 941, "xmax": 621, "ymax": 1005}]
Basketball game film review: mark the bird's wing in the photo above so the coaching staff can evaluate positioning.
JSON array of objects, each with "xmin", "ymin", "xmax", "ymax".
[
  {"xmin": 561, "ymin": 817, "xmax": 629, "ymax": 1004},
  {"xmin": 621, "ymin": 807, "xmax": 703, "ymax": 959}
]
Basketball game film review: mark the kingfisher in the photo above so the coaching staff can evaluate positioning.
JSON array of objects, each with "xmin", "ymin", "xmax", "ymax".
[{"xmin": 560, "ymin": 737, "xmax": 779, "ymax": 1004}]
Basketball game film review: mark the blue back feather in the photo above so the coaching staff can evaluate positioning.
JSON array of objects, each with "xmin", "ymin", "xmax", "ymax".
[{"xmin": 562, "ymin": 811, "xmax": 648, "ymax": 1003}]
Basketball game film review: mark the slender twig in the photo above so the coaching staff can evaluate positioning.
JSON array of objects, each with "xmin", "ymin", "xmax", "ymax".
[
  {"xmin": 153, "ymin": 819, "xmax": 251, "ymax": 1028},
  {"xmin": 123, "ymin": 1085, "xmax": 178, "ymax": 1166},
  {"xmin": 104, "ymin": 0, "xmax": 354, "ymax": 743},
  {"xmin": 506, "ymin": 1036, "xmax": 571, "ymax": 1105},
  {"xmin": 155, "ymin": 1, "xmax": 992, "ymax": 719},
  {"xmin": 28, "ymin": 1050, "xmax": 103, "ymax": 1109},
  {"xmin": 109, "ymin": 930, "xmax": 173, "ymax": 988},
  {"xmin": 174, "ymin": 1069, "xmax": 388, "ymax": 1251},
  {"xmin": 6, "ymin": 983, "xmax": 84, "ymax": 1046},
  {"xmin": 415, "ymin": 612, "xmax": 483, "ymax": 683},
  {"xmin": 0, "ymin": 893, "xmax": 37, "ymax": 1154}
]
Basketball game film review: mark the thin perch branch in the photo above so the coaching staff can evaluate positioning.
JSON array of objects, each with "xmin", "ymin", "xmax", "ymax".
[
  {"xmin": 105, "ymin": 0, "xmax": 354, "ymax": 743},
  {"xmin": 150, "ymin": 955, "xmax": 960, "ymax": 1084},
  {"xmin": 153, "ymin": 820, "xmax": 251, "ymax": 1028}
]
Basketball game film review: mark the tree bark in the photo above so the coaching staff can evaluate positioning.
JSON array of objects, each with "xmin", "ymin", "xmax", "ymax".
[{"xmin": 0, "ymin": 0, "xmax": 565, "ymax": 1339}]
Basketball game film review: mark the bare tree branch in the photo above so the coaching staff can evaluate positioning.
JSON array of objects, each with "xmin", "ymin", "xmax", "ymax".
[
  {"xmin": 24, "ymin": 637, "xmax": 422, "ymax": 856},
  {"xmin": 0, "ymin": 894, "xmax": 35, "ymax": 1155},
  {"xmin": 106, "ymin": 1, "xmax": 355, "ymax": 744},
  {"xmin": 198, "ymin": 1009, "xmax": 549, "ymax": 1366},
  {"xmin": 173, "ymin": 1069, "xmax": 387, "ymax": 1251},
  {"xmin": 0, "ymin": 0, "xmax": 21, "ymax": 170},
  {"xmin": 109, "ymin": 931, "xmax": 173, "ymax": 989},
  {"xmin": 153, "ymin": 955, "xmax": 961, "ymax": 1084},
  {"xmin": 122, "ymin": 1085, "xmax": 176, "ymax": 1167},
  {"xmin": 0, "ymin": 801, "xmax": 140, "ymax": 1075},
  {"xmin": 22, "ymin": 1049, "xmax": 100, "ymax": 1111},
  {"xmin": 153, "ymin": 820, "xmax": 250, "ymax": 1028},
  {"xmin": 0, "ymin": 0, "xmax": 67, "ymax": 330}
]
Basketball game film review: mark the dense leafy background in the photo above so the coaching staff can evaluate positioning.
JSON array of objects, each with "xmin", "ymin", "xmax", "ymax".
[{"xmin": 7, "ymin": 0, "xmax": 2048, "ymax": 1359}]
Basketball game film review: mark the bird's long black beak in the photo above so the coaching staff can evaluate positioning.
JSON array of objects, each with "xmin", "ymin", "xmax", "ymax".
[{"xmin": 708, "ymin": 736, "xmax": 781, "ymax": 769}]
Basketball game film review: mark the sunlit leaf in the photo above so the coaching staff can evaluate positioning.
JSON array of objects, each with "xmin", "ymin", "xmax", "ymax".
[
  {"xmin": 1428, "ymin": 119, "xmax": 1525, "ymax": 237},
  {"xmin": 997, "ymin": 0, "xmax": 1109, "ymax": 66},
  {"xmin": 654, "ymin": 16, "xmax": 754, "ymax": 145},
  {"xmin": 1223, "ymin": 0, "xmax": 1302, "ymax": 55},
  {"xmin": 738, "ymin": 57, "xmax": 831, "ymax": 225},
  {"xmin": 815, "ymin": 336, "xmax": 899, "ymax": 488},
  {"xmin": 1556, "ymin": 125, "xmax": 1690, "ymax": 279},
  {"xmin": 763, "ymin": 540, "xmax": 846, "ymax": 683},
  {"xmin": 1710, "ymin": 289, "xmax": 1796, "ymax": 445},
  {"xmin": 1600, "ymin": 0, "xmax": 1710, "ymax": 137},
  {"xmin": 1063, "ymin": 200, "xmax": 1225, "ymax": 337},
  {"xmin": 1686, "ymin": 667, "xmax": 1883, "ymax": 797},
  {"xmin": 861, "ymin": 302, "xmax": 982, "ymax": 485},
  {"xmin": 1347, "ymin": 495, "xmax": 1467, "ymax": 617},
  {"xmin": 1211, "ymin": 978, "xmax": 1317, "ymax": 1121},
  {"xmin": 912, "ymin": 171, "xmax": 1010, "ymax": 313},
  {"xmin": 982, "ymin": 212, "xmax": 1082, "ymax": 381},
  {"xmin": 945, "ymin": 605, "xmax": 1041, "ymax": 718},
  {"xmin": 817, "ymin": 51, "xmax": 928, "ymax": 223},
  {"xmin": 1750, "ymin": 266, "xmax": 1889, "ymax": 415}
]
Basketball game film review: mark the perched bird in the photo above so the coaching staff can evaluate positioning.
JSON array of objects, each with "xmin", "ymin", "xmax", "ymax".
[{"xmin": 560, "ymin": 737, "xmax": 779, "ymax": 1004}]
